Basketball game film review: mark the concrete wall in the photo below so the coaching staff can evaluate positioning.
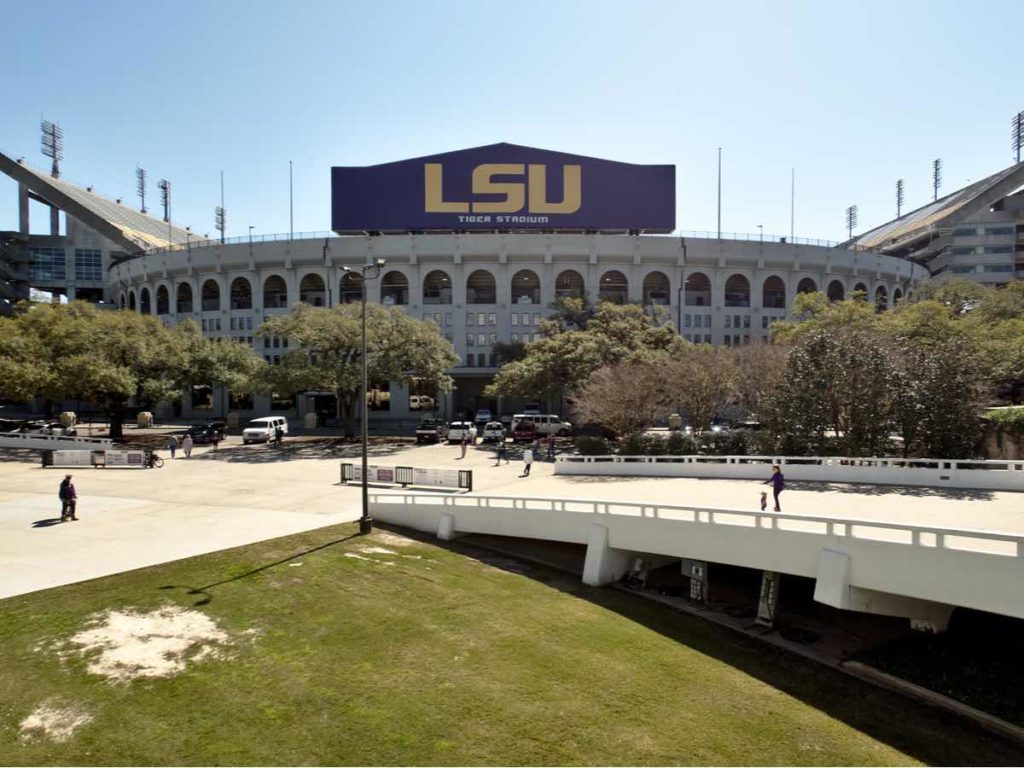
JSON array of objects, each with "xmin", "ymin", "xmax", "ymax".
[
  {"xmin": 555, "ymin": 455, "xmax": 1024, "ymax": 492},
  {"xmin": 369, "ymin": 492, "xmax": 1024, "ymax": 621}
]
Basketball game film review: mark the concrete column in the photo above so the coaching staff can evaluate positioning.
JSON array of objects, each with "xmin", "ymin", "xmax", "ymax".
[
  {"xmin": 437, "ymin": 511, "xmax": 456, "ymax": 541},
  {"xmin": 755, "ymin": 570, "xmax": 781, "ymax": 627},
  {"xmin": 18, "ymin": 184, "xmax": 29, "ymax": 234},
  {"xmin": 582, "ymin": 523, "xmax": 633, "ymax": 586},
  {"xmin": 50, "ymin": 205, "xmax": 60, "ymax": 236}
]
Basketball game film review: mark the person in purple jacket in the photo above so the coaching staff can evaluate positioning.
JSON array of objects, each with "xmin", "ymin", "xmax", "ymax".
[{"xmin": 764, "ymin": 465, "xmax": 785, "ymax": 512}]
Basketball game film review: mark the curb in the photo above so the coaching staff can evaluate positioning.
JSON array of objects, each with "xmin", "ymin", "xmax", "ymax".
[{"xmin": 841, "ymin": 661, "xmax": 1024, "ymax": 747}]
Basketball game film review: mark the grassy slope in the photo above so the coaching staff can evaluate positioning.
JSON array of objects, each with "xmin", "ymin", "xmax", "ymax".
[{"xmin": 0, "ymin": 523, "xmax": 1020, "ymax": 766}]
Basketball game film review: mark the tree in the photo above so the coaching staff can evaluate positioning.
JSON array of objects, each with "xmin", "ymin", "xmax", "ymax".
[
  {"xmin": 573, "ymin": 355, "xmax": 676, "ymax": 438},
  {"xmin": 487, "ymin": 301, "xmax": 682, "ymax": 402},
  {"xmin": 728, "ymin": 342, "xmax": 789, "ymax": 419},
  {"xmin": 664, "ymin": 345, "xmax": 738, "ymax": 433},
  {"xmin": 764, "ymin": 326, "xmax": 897, "ymax": 456},
  {"xmin": 0, "ymin": 302, "xmax": 192, "ymax": 439},
  {"xmin": 177, "ymin": 320, "xmax": 267, "ymax": 416},
  {"xmin": 257, "ymin": 303, "xmax": 458, "ymax": 437}
]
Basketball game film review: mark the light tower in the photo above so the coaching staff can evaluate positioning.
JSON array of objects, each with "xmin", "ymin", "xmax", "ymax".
[
  {"xmin": 932, "ymin": 159, "xmax": 942, "ymax": 201},
  {"xmin": 896, "ymin": 179, "xmax": 905, "ymax": 218},
  {"xmin": 40, "ymin": 119, "xmax": 63, "ymax": 178},
  {"xmin": 136, "ymin": 167, "xmax": 148, "ymax": 213},
  {"xmin": 845, "ymin": 205, "xmax": 858, "ymax": 241}
]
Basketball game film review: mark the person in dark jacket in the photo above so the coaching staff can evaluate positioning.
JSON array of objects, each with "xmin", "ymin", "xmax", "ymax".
[
  {"xmin": 764, "ymin": 465, "xmax": 785, "ymax": 512},
  {"xmin": 59, "ymin": 474, "xmax": 78, "ymax": 521}
]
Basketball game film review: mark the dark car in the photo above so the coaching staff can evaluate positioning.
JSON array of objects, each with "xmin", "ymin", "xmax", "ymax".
[{"xmin": 186, "ymin": 421, "xmax": 227, "ymax": 444}]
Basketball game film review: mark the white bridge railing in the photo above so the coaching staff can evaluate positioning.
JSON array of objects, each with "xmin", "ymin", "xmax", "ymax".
[
  {"xmin": 0, "ymin": 431, "xmax": 114, "ymax": 453},
  {"xmin": 369, "ymin": 492, "xmax": 1024, "ymax": 619},
  {"xmin": 555, "ymin": 454, "xmax": 1024, "ymax": 491}
]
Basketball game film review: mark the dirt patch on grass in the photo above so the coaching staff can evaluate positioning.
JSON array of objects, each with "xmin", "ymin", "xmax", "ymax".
[
  {"xmin": 372, "ymin": 531, "xmax": 418, "ymax": 547},
  {"xmin": 58, "ymin": 606, "xmax": 233, "ymax": 683},
  {"xmin": 19, "ymin": 700, "xmax": 93, "ymax": 743}
]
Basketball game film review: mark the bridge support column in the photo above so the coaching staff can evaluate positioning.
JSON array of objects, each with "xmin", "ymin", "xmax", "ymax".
[
  {"xmin": 755, "ymin": 571, "xmax": 780, "ymax": 627},
  {"xmin": 582, "ymin": 523, "xmax": 633, "ymax": 586},
  {"xmin": 814, "ymin": 548, "xmax": 954, "ymax": 633},
  {"xmin": 437, "ymin": 511, "xmax": 457, "ymax": 541}
]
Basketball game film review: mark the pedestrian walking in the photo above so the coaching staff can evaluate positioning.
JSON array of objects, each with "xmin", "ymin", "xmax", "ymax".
[
  {"xmin": 182, "ymin": 433, "xmax": 194, "ymax": 458},
  {"xmin": 764, "ymin": 465, "xmax": 785, "ymax": 512},
  {"xmin": 494, "ymin": 439, "xmax": 510, "ymax": 466},
  {"xmin": 522, "ymin": 447, "xmax": 534, "ymax": 477},
  {"xmin": 210, "ymin": 432, "xmax": 221, "ymax": 451},
  {"xmin": 166, "ymin": 434, "xmax": 177, "ymax": 459},
  {"xmin": 59, "ymin": 474, "xmax": 78, "ymax": 521},
  {"xmin": 546, "ymin": 433, "xmax": 556, "ymax": 461}
]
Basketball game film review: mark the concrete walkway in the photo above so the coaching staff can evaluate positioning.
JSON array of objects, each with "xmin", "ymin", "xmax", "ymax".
[{"xmin": 2, "ymin": 437, "xmax": 1023, "ymax": 600}]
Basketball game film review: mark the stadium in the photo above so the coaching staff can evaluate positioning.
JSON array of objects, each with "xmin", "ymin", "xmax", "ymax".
[{"xmin": 3, "ymin": 142, "xmax": 1023, "ymax": 425}]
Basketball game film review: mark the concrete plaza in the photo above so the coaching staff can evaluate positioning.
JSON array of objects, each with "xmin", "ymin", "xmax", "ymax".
[{"xmin": 1, "ymin": 435, "xmax": 1023, "ymax": 600}]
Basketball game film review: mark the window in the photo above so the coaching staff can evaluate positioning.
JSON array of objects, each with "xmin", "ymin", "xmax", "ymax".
[
  {"xmin": 367, "ymin": 382, "xmax": 390, "ymax": 411},
  {"xmin": 533, "ymin": 312, "xmax": 541, "ymax": 325},
  {"xmin": 743, "ymin": 315, "xmax": 751, "ymax": 329},
  {"xmin": 762, "ymin": 316, "xmax": 770, "ymax": 329},
  {"xmin": 380, "ymin": 271, "xmax": 408, "ymax": 305},
  {"xmin": 191, "ymin": 384, "xmax": 214, "ymax": 410},
  {"xmin": 598, "ymin": 270, "xmax": 628, "ymax": 304},
  {"xmin": 704, "ymin": 334, "xmax": 711, "ymax": 344},
  {"xmin": 511, "ymin": 313, "xmax": 519, "ymax": 326},
  {"xmin": 444, "ymin": 313, "xmax": 452, "ymax": 326},
  {"xmin": 987, "ymin": 226, "xmax": 1014, "ymax": 236},
  {"xmin": 685, "ymin": 273, "xmax": 711, "ymax": 306},
  {"xmin": 478, "ymin": 312, "xmax": 486, "ymax": 325},
  {"xmin": 467, "ymin": 313, "xmax": 475, "ymax": 326},
  {"xmin": 466, "ymin": 270, "xmax": 496, "ymax": 304},
  {"xmin": 555, "ymin": 269, "xmax": 585, "ymax": 299},
  {"xmin": 29, "ymin": 247, "xmax": 65, "ymax": 282},
  {"xmin": 246, "ymin": 317, "xmax": 252, "ymax": 330},
  {"xmin": 488, "ymin": 312, "xmax": 497, "ymax": 325},
  {"xmin": 951, "ymin": 247, "xmax": 974, "ymax": 255},
  {"xmin": 724, "ymin": 274, "xmax": 751, "ymax": 307},
  {"xmin": 466, "ymin": 334, "xmax": 475, "ymax": 347},
  {"xmin": 477, "ymin": 333, "xmax": 486, "ymax": 346},
  {"xmin": 424, "ymin": 271, "xmax": 453, "ymax": 304},
  {"xmin": 465, "ymin": 354, "xmax": 475, "ymax": 368},
  {"xmin": 230, "ymin": 318, "xmax": 236, "ymax": 331},
  {"xmin": 489, "ymin": 333, "xmax": 497, "ymax": 344},
  {"xmin": 512, "ymin": 333, "xmax": 520, "ymax": 343},
  {"xmin": 74, "ymin": 249, "xmax": 102, "ymax": 281},
  {"xmin": 230, "ymin": 277, "xmax": 253, "ymax": 310},
  {"xmin": 983, "ymin": 264, "xmax": 1013, "ymax": 272},
  {"xmin": 642, "ymin": 271, "xmax": 670, "ymax": 306},
  {"xmin": 724, "ymin": 315, "xmax": 731, "ymax": 329},
  {"xmin": 986, "ymin": 246, "xmax": 1013, "ymax": 255},
  {"xmin": 953, "ymin": 227, "xmax": 977, "ymax": 237},
  {"xmin": 694, "ymin": 315, "xmax": 702, "ymax": 328}
]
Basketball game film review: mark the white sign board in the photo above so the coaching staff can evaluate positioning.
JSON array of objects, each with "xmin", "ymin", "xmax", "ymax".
[
  {"xmin": 348, "ymin": 464, "xmax": 465, "ymax": 490},
  {"xmin": 52, "ymin": 450, "xmax": 94, "ymax": 466},
  {"xmin": 103, "ymin": 451, "xmax": 148, "ymax": 467},
  {"xmin": 411, "ymin": 467, "xmax": 461, "ymax": 489}
]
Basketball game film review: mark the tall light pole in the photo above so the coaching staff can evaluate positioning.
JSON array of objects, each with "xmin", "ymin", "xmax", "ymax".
[
  {"xmin": 344, "ymin": 257, "xmax": 386, "ymax": 535},
  {"xmin": 248, "ymin": 225, "xmax": 255, "ymax": 261}
]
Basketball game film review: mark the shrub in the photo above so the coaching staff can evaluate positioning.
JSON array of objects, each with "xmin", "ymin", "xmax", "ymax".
[
  {"xmin": 666, "ymin": 431, "xmax": 700, "ymax": 455},
  {"xmin": 574, "ymin": 435, "xmax": 612, "ymax": 455},
  {"xmin": 619, "ymin": 433, "xmax": 648, "ymax": 456},
  {"xmin": 643, "ymin": 435, "xmax": 669, "ymax": 455},
  {"xmin": 701, "ymin": 429, "xmax": 752, "ymax": 456}
]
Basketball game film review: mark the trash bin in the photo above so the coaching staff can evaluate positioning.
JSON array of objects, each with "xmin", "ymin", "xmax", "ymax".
[
  {"xmin": 137, "ymin": 411, "xmax": 153, "ymax": 428},
  {"xmin": 303, "ymin": 412, "xmax": 318, "ymax": 429},
  {"xmin": 59, "ymin": 411, "xmax": 77, "ymax": 428}
]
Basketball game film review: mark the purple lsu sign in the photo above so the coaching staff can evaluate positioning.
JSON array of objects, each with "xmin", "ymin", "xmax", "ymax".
[{"xmin": 331, "ymin": 143, "xmax": 675, "ymax": 233}]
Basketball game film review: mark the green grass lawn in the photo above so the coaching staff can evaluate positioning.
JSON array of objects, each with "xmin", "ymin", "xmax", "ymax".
[{"xmin": 0, "ymin": 523, "xmax": 1019, "ymax": 766}]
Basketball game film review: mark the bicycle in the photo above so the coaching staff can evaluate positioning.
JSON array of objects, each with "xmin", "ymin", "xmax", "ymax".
[{"xmin": 147, "ymin": 451, "xmax": 164, "ymax": 468}]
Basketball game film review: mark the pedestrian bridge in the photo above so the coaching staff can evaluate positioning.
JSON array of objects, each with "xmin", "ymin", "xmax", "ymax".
[
  {"xmin": 369, "ymin": 492, "xmax": 1024, "ymax": 629},
  {"xmin": 0, "ymin": 431, "xmax": 114, "ymax": 453}
]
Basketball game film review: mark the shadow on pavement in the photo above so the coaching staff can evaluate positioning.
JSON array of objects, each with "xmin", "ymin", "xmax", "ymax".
[
  {"xmin": 158, "ymin": 532, "xmax": 362, "ymax": 606},
  {"xmin": 31, "ymin": 517, "xmax": 66, "ymax": 528},
  {"xmin": 785, "ymin": 480, "xmax": 996, "ymax": 501},
  {"xmin": 191, "ymin": 439, "xmax": 407, "ymax": 464},
  {"xmin": 0, "ymin": 448, "xmax": 45, "ymax": 464},
  {"xmin": 379, "ymin": 523, "xmax": 1023, "ymax": 765}
]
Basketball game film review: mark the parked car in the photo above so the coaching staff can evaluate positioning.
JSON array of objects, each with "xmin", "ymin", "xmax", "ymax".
[
  {"xmin": 473, "ymin": 408, "xmax": 493, "ymax": 426},
  {"xmin": 447, "ymin": 421, "xmax": 478, "ymax": 444},
  {"xmin": 242, "ymin": 416, "xmax": 289, "ymax": 444},
  {"xmin": 481, "ymin": 421, "xmax": 506, "ymax": 442},
  {"xmin": 511, "ymin": 413, "xmax": 572, "ymax": 438},
  {"xmin": 186, "ymin": 421, "xmax": 227, "ymax": 444},
  {"xmin": 19, "ymin": 420, "xmax": 75, "ymax": 436},
  {"xmin": 415, "ymin": 418, "xmax": 449, "ymax": 443},
  {"xmin": 510, "ymin": 417, "xmax": 537, "ymax": 443},
  {"xmin": 410, "ymin": 395, "xmax": 435, "ymax": 411}
]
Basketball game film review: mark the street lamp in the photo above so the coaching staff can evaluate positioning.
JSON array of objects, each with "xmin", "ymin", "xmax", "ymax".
[
  {"xmin": 676, "ymin": 279, "xmax": 689, "ymax": 335},
  {"xmin": 343, "ymin": 257, "xmax": 386, "ymax": 535},
  {"xmin": 757, "ymin": 224, "xmax": 763, "ymax": 243}
]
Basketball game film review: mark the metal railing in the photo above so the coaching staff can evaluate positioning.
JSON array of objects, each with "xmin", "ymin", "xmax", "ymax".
[
  {"xmin": 105, "ymin": 229, "xmax": 846, "ymax": 270},
  {"xmin": 369, "ymin": 492, "xmax": 1024, "ymax": 559}
]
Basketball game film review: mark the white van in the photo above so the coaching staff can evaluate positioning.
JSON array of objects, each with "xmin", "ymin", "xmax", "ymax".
[
  {"xmin": 242, "ymin": 416, "xmax": 289, "ymax": 444},
  {"xmin": 511, "ymin": 413, "xmax": 572, "ymax": 437}
]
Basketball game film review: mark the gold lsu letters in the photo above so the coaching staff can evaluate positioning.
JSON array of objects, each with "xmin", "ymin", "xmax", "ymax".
[{"xmin": 424, "ymin": 163, "xmax": 581, "ymax": 215}]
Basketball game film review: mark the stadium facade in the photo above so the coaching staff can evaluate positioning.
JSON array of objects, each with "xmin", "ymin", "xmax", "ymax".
[{"xmin": 2, "ymin": 142, "xmax": 1022, "ymax": 425}]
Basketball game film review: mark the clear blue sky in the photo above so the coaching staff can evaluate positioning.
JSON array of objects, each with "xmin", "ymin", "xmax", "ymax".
[{"xmin": 1, "ymin": 0, "xmax": 1021, "ymax": 243}]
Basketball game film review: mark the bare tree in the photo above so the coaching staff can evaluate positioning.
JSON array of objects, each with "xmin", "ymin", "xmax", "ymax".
[
  {"xmin": 573, "ymin": 356, "xmax": 675, "ymax": 437},
  {"xmin": 729, "ymin": 343, "xmax": 789, "ymax": 419},
  {"xmin": 665, "ymin": 345, "xmax": 738, "ymax": 432}
]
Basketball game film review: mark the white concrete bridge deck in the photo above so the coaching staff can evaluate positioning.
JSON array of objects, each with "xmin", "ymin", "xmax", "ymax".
[{"xmin": 0, "ymin": 439, "xmax": 1022, "ymax": 613}]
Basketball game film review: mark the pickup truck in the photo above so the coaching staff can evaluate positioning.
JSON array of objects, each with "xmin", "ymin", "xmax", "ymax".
[{"xmin": 415, "ymin": 418, "xmax": 449, "ymax": 443}]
